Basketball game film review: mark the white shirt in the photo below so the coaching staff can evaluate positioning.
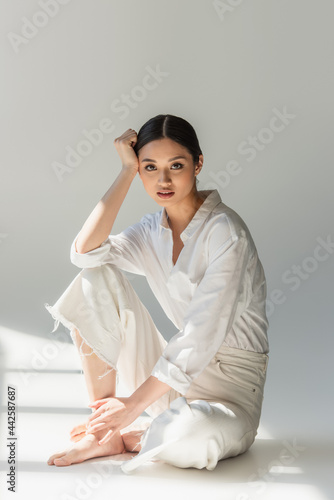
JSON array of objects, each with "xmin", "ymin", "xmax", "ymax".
[{"xmin": 70, "ymin": 189, "xmax": 269, "ymax": 395}]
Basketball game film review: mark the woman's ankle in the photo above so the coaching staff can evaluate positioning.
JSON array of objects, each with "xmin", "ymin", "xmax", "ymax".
[{"xmin": 121, "ymin": 430, "xmax": 144, "ymax": 453}]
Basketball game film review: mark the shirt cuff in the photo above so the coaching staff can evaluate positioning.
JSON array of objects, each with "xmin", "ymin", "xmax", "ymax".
[
  {"xmin": 70, "ymin": 232, "xmax": 111, "ymax": 268},
  {"xmin": 151, "ymin": 355, "xmax": 193, "ymax": 395}
]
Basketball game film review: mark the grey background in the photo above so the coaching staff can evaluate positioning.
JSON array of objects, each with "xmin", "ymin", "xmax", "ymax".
[{"xmin": 1, "ymin": 1, "xmax": 333, "ymax": 440}]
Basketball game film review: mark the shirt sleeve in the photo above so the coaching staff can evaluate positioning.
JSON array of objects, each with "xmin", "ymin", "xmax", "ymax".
[
  {"xmin": 151, "ymin": 232, "xmax": 253, "ymax": 395},
  {"xmin": 70, "ymin": 217, "xmax": 151, "ymax": 275}
]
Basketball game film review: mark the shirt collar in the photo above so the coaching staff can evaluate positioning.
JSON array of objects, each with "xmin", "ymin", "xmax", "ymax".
[{"xmin": 159, "ymin": 189, "xmax": 222, "ymax": 241}]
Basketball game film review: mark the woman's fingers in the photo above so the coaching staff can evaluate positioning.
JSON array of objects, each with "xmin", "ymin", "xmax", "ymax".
[
  {"xmin": 85, "ymin": 397, "xmax": 131, "ymax": 441},
  {"xmin": 87, "ymin": 408, "xmax": 109, "ymax": 427},
  {"xmin": 86, "ymin": 411, "xmax": 120, "ymax": 434},
  {"xmin": 88, "ymin": 413, "xmax": 104, "ymax": 425},
  {"xmin": 113, "ymin": 129, "xmax": 139, "ymax": 172},
  {"xmin": 86, "ymin": 422, "xmax": 118, "ymax": 438},
  {"xmin": 87, "ymin": 403, "xmax": 108, "ymax": 423},
  {"xmin": 98, "ymin": 430, "xmax": 113, "ymax": 445},
  {"xmin": 86, "ymin": 421, "xmax": 108, "ymax": 432},
  {"xmin": 87, "ymin": 398, "xmax": 124, "ymax": 425},
  {"xmin": 87, "ymin": 412, "xmax": 117, "ymax": 431},
  {"xmin": 88, "ymin": 398, "xmax": 109, "ymax": 409}
]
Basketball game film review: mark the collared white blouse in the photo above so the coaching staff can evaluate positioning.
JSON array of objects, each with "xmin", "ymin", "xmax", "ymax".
[{"xmin": 70, "ymin": 189, "xmax": 269, "ymax": 394}]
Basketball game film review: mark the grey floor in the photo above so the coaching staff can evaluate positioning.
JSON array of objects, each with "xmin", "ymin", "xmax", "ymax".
[{"xmin": 0, "ymin": 326, "xmax": 333, "ymax": 500}]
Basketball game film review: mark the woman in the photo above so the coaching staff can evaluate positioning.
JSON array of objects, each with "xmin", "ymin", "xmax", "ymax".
[{"xmin": 45, "ymin": 114, "xmax": 269, "ymax": 472}]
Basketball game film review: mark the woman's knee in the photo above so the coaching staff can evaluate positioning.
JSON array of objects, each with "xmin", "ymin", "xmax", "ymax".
[
  {"xmin": 156, "ymin": 400, "xmax": 225, "ymax": 469},
  {"xmin": 70, "ymin": 328, "xmax": 94, "ymax": 355},
  {"xmin": 81, "ymin": 264, "xmax": 124, "ymax": 288},
  {"xmin": 80, "ymin": 265, "xmax": 131, "ymax": 307},
  {"xmin": 141, "ymin": 398, "xmax": 255, "ymax": 469},
  {"xmin": 136, "ymin": 398, "xmax": 221, "ymax": 467}
]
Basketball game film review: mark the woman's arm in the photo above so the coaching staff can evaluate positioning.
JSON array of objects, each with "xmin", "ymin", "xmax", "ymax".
[
  {"xmin": 130, "ymin": 375, "xmax": 172, "ymax": 414},
  {"xmin": 75, "ymin": 129, "xmax": 139, "ymax": 254}
]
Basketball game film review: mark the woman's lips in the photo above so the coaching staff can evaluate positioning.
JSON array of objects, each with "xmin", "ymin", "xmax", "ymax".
[{"xmin": 157, "ymin": 191, "xmax": 175, "ymax": 199}]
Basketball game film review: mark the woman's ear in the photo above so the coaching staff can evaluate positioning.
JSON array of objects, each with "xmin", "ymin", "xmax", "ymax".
[{"xmin": 195, "ymin": 154, "xmax": 204, "ymax": 176}]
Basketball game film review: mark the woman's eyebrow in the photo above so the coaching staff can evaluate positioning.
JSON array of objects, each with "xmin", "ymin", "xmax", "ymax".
[{"xmin": 141, "ymin": 155, "xmax": 187, "ymax": 163}]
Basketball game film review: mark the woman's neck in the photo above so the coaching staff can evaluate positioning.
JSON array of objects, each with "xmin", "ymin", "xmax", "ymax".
[{"xmin": 166, "ymin": 189, "xmax": 206, "ymax": 235}]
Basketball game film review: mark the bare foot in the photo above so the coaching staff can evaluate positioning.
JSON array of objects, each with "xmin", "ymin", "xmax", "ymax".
[
  {"xmin": 70, "ymin": 422, "xmax": 88, "ymax": 442},
  {"xmin": 121, "ymin": 430, "xmax": 145, "ymax": 453},
  {"xmin": 47, "ymin": 430, "xmax": 126, "ymax": 467}
]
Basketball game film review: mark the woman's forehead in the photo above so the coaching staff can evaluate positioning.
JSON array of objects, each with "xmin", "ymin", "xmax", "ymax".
[{"xmin": 138, "ymin": 138, "xmax": 190, "ymax": 161}]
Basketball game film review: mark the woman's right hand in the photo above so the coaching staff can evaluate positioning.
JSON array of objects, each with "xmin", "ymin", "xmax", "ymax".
[{"xmin": 113, "ymin": 129, "xmax": 139, "ymax": 174}]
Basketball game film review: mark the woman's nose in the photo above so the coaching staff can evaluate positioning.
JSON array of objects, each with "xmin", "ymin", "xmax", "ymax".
[{"xmin": 158, "ymin": 171, "xmax": 172, "ymax": 185}]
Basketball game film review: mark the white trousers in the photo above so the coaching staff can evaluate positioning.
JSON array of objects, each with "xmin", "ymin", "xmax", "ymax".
[{"xmin": 45, "ymin": 263, "xmax": 269, "ymax": 473}]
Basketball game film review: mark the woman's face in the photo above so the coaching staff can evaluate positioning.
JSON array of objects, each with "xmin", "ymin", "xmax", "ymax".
[{"xmin": 137, "ymin": 138, "xmax": 203, "ymax": 208}]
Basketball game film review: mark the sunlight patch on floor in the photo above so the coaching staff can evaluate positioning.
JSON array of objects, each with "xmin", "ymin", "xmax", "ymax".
[{"xmin": 0, "ymin": 326, "xmax": 333, "ymax": 500}]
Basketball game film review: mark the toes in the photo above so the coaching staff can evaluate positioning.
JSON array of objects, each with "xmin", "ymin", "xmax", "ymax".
[
  {"xmin": 53, "ymin": 449, "xmax": 86, "ymax": 467},
  {"xmin": 54, "ymin": 456, "xmax": 72, "ymax": 467},
  {"xmin": 47, "ymin": 452, "xmax": 67, "ymax": 465}
]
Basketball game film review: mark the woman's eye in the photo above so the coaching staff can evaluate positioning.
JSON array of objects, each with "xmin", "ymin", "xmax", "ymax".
[{"xmin": 144, "ymin": 163, "xmax": 183, "ymax": 171}]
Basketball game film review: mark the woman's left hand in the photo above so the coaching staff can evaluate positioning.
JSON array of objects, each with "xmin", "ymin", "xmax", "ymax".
[{"xmin": 86, "ymin": 397, "xmax": 139, "ymax": 445}]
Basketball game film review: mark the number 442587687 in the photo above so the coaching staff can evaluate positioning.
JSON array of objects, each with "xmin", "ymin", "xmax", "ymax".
[{"xmin": 7, "ymin": 387, "xmax": 16, "ymax": 436}]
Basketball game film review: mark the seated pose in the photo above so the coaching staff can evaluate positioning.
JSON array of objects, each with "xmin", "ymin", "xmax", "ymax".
[{"xmin": 45, "ymin": 114, "xmax": 269, "ymax": 473}]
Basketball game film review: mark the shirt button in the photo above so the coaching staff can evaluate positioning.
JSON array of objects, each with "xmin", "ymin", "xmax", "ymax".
[{"xmin": 210, "ymin": 357, "xmax": 217, "ymax": 364}]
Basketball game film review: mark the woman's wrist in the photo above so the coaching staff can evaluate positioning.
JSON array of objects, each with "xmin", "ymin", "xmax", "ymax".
[
  {"xmin": 129, "ymin": 375, "xmax": 172, "ymax": 414},
  {"xmin": 121, "ymin": 164, "xmax": 138, "ymax": 178}
]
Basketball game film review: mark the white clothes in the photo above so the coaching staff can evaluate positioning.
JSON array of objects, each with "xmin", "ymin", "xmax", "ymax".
[
  {"xmin": 44, "ymin": 263, "xmax": 269, "ymax": 472},
  {"xmin": 69, "ymin": 189, "xmax": 269, "ymax": 395}
]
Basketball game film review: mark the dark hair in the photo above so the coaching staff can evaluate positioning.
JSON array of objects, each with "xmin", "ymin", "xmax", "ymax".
[{"xmin": 133, "ymin": 114, "xmax": 202, "ymax": 165}]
